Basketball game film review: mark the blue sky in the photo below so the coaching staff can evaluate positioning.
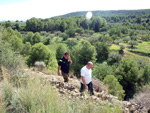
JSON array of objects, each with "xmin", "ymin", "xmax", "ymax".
[{"xmin": 0, "ymin": 0, "xmax": 150, "ymax": 21}]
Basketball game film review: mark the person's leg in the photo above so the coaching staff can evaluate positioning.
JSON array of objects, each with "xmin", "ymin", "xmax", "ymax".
[
  {"xmin": 87, "ymin": 82, "xmax": 94, "ymax": 95},
  {"xmin": 61, "ymin": 71, "xmax": 69, "ymax": 82},
  {"xmin": 80, "ymin": 82, "xmax": 85, "ymax": 92}
]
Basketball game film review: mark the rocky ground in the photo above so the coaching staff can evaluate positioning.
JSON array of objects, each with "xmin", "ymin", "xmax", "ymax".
[{"xmin": 27, "ymin": 68, "xmax": 148, "ymax": 113}]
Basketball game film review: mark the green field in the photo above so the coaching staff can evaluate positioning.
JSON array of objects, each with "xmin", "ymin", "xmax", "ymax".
[
  {"xmin": 109, "ymin": 44, "xmax": 120, "ymax": 51},
  {"xmin": 110, "ymin": 41, "xmax": 150, "ymax": 53},
  {"xmin": 109, "ymin": 41, "xmax": 150, "ymax": 63},
  {"xmin": 123, "ymin": 51, "xmax": 150, "ymax": 64},
  {"xmin": 127, "ymin": 41, "xmax": 150, "ymax": 54}
]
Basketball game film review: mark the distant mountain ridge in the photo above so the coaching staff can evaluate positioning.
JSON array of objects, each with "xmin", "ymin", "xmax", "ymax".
[{"xmin": 57, "ymin": 9, "xmax": 150, "ymax": 17}]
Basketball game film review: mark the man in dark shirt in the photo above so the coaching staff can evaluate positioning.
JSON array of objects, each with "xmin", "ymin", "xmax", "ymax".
[{"xmin": 58, "ymin": 52, "xmax": 72, "ymax": 82}]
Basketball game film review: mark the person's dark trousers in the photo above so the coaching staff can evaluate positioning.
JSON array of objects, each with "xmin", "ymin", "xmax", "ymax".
[{"xmin": 80, "ymin": 82, "xmax": 94, "ymax": 95}]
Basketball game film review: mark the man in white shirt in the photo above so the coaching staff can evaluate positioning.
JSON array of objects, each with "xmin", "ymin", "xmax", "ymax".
[{"xmin": 80, "ymin": 61, "xmax": 94, "ymax": 95}]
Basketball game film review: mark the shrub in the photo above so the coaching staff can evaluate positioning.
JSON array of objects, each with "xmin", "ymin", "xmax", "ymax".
[
  {"xmin": 119, "ymin": 45, "xmax": 125, "ymax": 55},
  {"xmin": 0, "ymin": 39, "xmax": 24, "ymax": 71},
  {"xmin": 114, "ymin": 39, "xmax": 122, "ymax": 45},
  {"xmin": 128, "ymin": 40, "xmax": 138, "ymax": 48},
  {"xmin": 11, "ymin": 35, "xmax": 23, "ymax": 53},
  {"xmin": 32, "ymin": 32, "xmax": 42, "ymax": 45},
  {"xmin": 71, "ymin": 40, "xmax": 97, "ymax": 77},
  {"xmin": 56, "ymin": 43, "xmax": 68, "ymax": 61},
  {"xmin": 65, "ymin": 39, "xmax": 78, "ymax": 50},
  {"xmin": 108, "ymin": 53, "xmax": 122, "ymax": 64},
  {"xmin": 138, "ymin": 40, "xmax": 142, "ymax": 43},
  {"xmin": 103, "ymin": 75, "xmax": 125, "ymax": 100},
  {"xmin": 59, "ymin": 33, "xmax": 69, "ymax": 41},
  {"xmin": 21, "ymin": 42, "xmax": 31, "ymax": 56},
  {"xmin": 92, "ymin": 79, "xmax": 108, "ymax": 93},
  {"xmin": 93, "ymin": 63, "xmax": 114, "ymax": 80},
  {"xmin": 34, "ymin": 61, "xmax": 46, "ymax": 71},
  {"xmin": 123, "ymin": 37, "xmax": 130, "ymax": 43},
  {"xmin": 3, "ymin": 79, "xmax": 13, "ymax": 105},
  {"xmin": 94, "ymin": 42, "xmax": 109, "ymax": 62},
  {"xmin": 23, "ymin": 32, "xmax": 34, "ymax": 44},
  {"xmin": 26, "ymin": 43, "xmax": 57, "ymax": 70},
  {"xmin": 120, "ymin": 45, "xmax": 125, "ymax": 50},
  {"xmin": 137, "ymin": 60, "xmax": 146, "ymax": 68},
  {"xmin": 132, "ymin": 85, "xmax": 150, "ymax": 110},
  {"xmin": 142, "ymin": 65, "xmax": 150, "ymax": 84},
  {"xmin": 115, "ymin": 59, "xmax": 140, "ymax": 99}
]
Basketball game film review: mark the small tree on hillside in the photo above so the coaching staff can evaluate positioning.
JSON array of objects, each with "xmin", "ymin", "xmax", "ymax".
[
  {"xmin": 115, "ymin": 59, "xmax": 139, "ymax": 99},
  {"xmin": 26, "ymin": 43, "xmax": 57, "ymax": 69},
  {"xmin": 21, "ymin": 42, "xmax": 31, "ymax": 56},
  {"xmin": 23, "ymin": 32, "xmax": 34, "ymax": 44},
  {"xmin": 103, "ymin": 75, "xmax": 125, "ymax": 100},
  {"xmin": 93, "ymin": 63, "xmax": 114, "ymax": 80},
  {"xmin": 34, "ymin": 61, "xmax": 46, "ymax": 71},
  {"xmin": 123, "ymin": 37, "xmax": 130, "ymax": 43},
  {"xmin": 71, "ymin": 40, "xmax": 97, "ymax": 77},
  {"xmin": 142, "ymin": 65, "xmax": 150, "ymax": 84},
  {"xmin": 108, "ymin": 53, "xmax": 122, "ymax": 64},
  {"xmin": 128, "ymin": 40, "xmax": 138, "ymax": 48},
  {"xmin": 94, "ymin": 42, "xmax": 109, "ymax": 62},
  {"xmin": 56, "ymin": 43, "xmax": 68, "ymax": 61},
  {"xmin": 11, "ymin": 35, "xmax": 23, "ymax": 53},
  {"xmin": 32, "ymin": 32, "xmax": 42, "ymax": 45},
  {"xmin": 119, "ymin": 45, "xmax": 125, "ymax": 55}
]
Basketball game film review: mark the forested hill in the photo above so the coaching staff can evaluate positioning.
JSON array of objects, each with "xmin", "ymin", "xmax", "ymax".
[{"xmin": 58, "ymin": 9, "xmax": 150, "ymax": 17}]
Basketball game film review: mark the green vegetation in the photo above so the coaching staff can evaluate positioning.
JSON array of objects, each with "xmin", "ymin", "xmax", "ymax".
[
  {"xmin": 1, "ymin": 9, "xmax": 150, "ymax": 110},
  {"xmin": 1, "ymin": 68, "xmax": 122, "ymax": 113},
  {"xmin": 103, "ymin": 75, "xmax": 125, "ymax": 100}
]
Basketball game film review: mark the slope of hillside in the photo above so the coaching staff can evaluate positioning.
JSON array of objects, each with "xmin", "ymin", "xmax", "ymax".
[
  {"xmin": 58, "ymin": 9, "xmax": 150, "ymax": 17},
  {"xmin": 24, "ymin": 68, "xmax": 146, "ymax": 113}
]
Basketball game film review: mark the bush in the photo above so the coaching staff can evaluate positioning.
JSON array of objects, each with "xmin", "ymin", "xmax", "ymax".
[
  {"xmin": 137, "ymin": 60, "xmax": 146, "ymax": 68},
  {"xmin": 94, "ymin": 42, "xmax": 109, "ymax": 62},
  {"xmin": 59, "ymin": 33, "xmax": 69, "ymax": 41},
  {"xmin": 132, "ymin": 85, "xmax": 150, "ymax": 110},
  {"xmin": 119, "ymin": 45, "xmax": 125, "ymax": 50},
  {"xmin": 108, "ymin": 53, "xmax": 122, "ymax": 64},
  {"xmin": 71, "ymin": 40, "xmax": 97, "ymax": 77},
  {"xmin": 21, "ymin": 42, "xmax": 31, "ymax": 56},
  {"xmin": 26, "ymin": 43, "xmax": 57, "ymax": 70},
  {"xmin": 23, "ymin": 32, "xmax": 34, "ymax": 44},
  {"xmin": 0, "ymin": 37, "xmax": 24, "ymax": 71},
  {"xmin": 114, "ymin": 39, "xmax": 122, "ymax": 45},
  {"xmin": 65, "ymin": 39, "xmax": 78, "ymax": 50},
  {"xmin": 11, "ymin": 35, "xmax": 23, "ymax": 53},
  {"xmin": 128, "ymin": 40, "xmax": 138, "ymax": 48},
  {"xmin": 123, "ymin": 37, "xmax": 130, "ymax": 43},
  {"xmin": 56, "ymin": 43, "xmax": 68, "ymax": 61},
  {"xmin": 115, "ymin": 59, "xmax": 140, "ymax": 99},
  {"xmin": 103, "ymin": 75, "xmax": 125, "ymax": 100},
  {"xmin": 92, "ymin": 79, "xmax": 108, "ymax": 93},
  {"xmin": 142, "ymin": 65, "xmax": 150, "ymax": 84},
  {"xmin": 34, "ymin": 61, "xmax": 46, "ymax": 71},
  {"xmin": 93, "ymin": 63, "xmax": 114, "ymax": 80},
  {"xmin": 32, "ymin": 32, "xmax": 42, "ymax": 45},
  {"xmin": 119, "ymin": 45, "xmax": 125, "ymax": 55}
]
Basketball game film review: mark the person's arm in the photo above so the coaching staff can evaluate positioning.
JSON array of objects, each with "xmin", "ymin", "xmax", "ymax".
[
  {"xmin": 81, "ymin": 76, "xmax": 88, "ymax": 90},
  {"xmin": 68, "ymin": 56, "xmax": 72, "ymax": 64},
  {"xmin": 58, "ymin": 59, "xmax": 62, "ymax": 76},
  {"xmin": 58, "ymin": 66, "xmax": 61, "ymax": 76}
]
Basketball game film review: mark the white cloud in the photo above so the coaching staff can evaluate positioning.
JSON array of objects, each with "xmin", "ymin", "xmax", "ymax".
[{"xmin": 0, "ymin": 0, "xmax": 150, "ymax": 21}]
